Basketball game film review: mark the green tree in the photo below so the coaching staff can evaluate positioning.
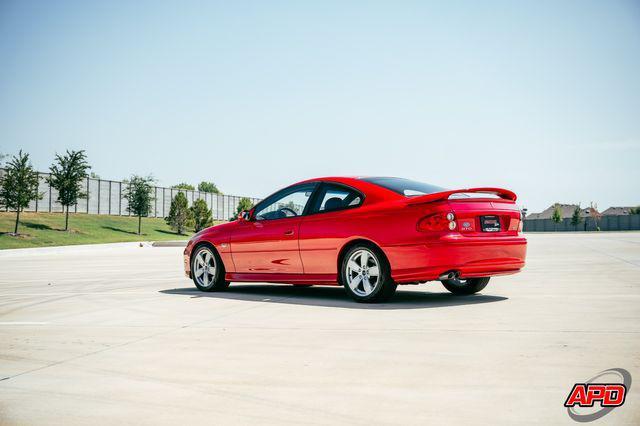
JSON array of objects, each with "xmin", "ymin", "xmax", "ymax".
[
  {"xmin": 571, "ymin": 205, "xmax": 583, "ymax": 230},
  {"xmin": 165, "ymin": 192, "xmax": 192, "ymax": 235},
  {"xmin": 231, "ymin": 197, "xmax": 254, "ymax": 221},
  {"xmin": 172, "ymin": 182, "xmax": 195, "ymax": 190},
  {"xmin": 631, "ymin": 206, "xmax": 640, "ymax": 215},
  {"xmin": 551, "ymin": 204, "xmax": 562, "ymax": 230},
  {"xmin": 0, "ymin": 151, "xmax": 41, "ymax": 234},
  {"xmin": 124, "ymin": 175, "xmax": 155, "ymax": 235},
  {"xmin": 197, "ymin": 181, "xmax": 221, "ymax": 194},
  {"xmin": 190, "ymin": 198, "xmax": 213, "ymax": 232},
  {"xmin": 47, "ymin": 150, "xmax": 90, "ymax": 231}
]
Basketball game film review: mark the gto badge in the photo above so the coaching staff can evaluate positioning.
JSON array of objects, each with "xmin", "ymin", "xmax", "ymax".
[{"xmin": 461, "ymin": 221, "xmax": 473, "ymax": 231}]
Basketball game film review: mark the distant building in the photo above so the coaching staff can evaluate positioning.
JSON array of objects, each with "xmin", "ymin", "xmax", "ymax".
[
  {"xmin": 601, "ymin": 207, "xmax": 635, "ymax": 216},
  {"xmin": 526, "ymin": 203, "xmax": 598, "ymax": 220}
]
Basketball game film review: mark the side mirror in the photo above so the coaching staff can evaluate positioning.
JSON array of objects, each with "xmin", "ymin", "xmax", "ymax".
[{"xmin": 239, "ymin": 210, "xmax": 251, "ymax": 221}]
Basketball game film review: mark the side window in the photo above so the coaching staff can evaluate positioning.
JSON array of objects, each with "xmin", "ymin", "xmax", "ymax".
[
  {"xmin": 254, "ymin": 184, "xmax": 316, "ymax": 220},
  {"xmin": 314, "ymin": 183, "xmax": 363, "ymax": 213}
]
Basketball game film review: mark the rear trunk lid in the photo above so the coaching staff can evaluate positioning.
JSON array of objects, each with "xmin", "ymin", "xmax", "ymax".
[
  {"xmin": 446, "ymin": 199, "xmax": 521, "ymax": 235},
  {"xmin": 407, "ymin": 188, "xmax": 522, "ymax": 235}
]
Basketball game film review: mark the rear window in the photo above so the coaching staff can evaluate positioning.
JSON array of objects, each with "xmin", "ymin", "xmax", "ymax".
[{"xmin": 360, "ymin": 177, "xmax": 445, "ymax": 197}]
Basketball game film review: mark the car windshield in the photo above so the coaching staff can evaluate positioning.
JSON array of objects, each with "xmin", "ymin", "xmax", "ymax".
[{"xmin": 361, "ymin": 177, "xmax": 446, "ymax": 197}]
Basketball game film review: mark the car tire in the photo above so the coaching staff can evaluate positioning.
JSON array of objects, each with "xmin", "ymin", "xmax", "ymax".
[
  {"xmin": 191, "ymin": 245, "xmax": 229, "ymax": 292},
  {"xmin": 341, "ymin": 243, "xmax": 397, "ymax": 303},
  {"xmin": 441, "ymin": 277, "xmax": 490, "ymax": 295}
]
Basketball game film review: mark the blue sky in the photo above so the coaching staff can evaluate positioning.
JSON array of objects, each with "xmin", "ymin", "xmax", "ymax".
[{"xmin": 1, "ymin": 0, "xmax": 638, "ymax": 212}]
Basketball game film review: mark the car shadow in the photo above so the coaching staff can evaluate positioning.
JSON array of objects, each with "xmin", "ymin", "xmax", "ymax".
[{"xmin": 159, "ymin": 284, "xmax": 508, "ymax": 310}]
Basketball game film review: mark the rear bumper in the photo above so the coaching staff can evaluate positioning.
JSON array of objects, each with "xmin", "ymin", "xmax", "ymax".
[{"xmin": 383, "ymin": 235, "xmax": 527, "ymax": 283}]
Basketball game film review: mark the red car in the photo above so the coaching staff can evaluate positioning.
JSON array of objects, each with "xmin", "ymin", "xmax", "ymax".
[{"xmin": 184, "ymin": 177, "xmax": 527, "ymax": 302}]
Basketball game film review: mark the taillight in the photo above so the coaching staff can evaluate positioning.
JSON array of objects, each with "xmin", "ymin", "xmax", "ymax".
[{"xmin": 417, "ymin": 212, "xmax": 457, "ymax": 232}]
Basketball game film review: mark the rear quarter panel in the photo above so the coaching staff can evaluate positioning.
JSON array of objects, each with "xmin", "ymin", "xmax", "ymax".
[{"xmin": 299, "ymin": 197, "xmax": 524, "ymax": 278}]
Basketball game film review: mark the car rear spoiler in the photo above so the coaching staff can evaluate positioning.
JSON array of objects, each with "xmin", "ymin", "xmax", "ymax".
[{"xmin": 406, "ymin": 187, "xmax": 517, "ymax": 205}]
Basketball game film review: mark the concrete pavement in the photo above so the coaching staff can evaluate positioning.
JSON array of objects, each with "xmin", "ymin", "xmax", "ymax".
[{"xmin": 0, "ymin": 233, "xmax": 639, "ymax": 425}]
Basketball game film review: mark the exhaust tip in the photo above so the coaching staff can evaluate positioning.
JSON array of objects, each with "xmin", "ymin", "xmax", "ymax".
[{"xmin": 438, "ymin": 271, "xmax": 459, "ymax": 281}]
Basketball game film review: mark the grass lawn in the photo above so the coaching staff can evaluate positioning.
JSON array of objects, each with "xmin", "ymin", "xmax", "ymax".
[{"xmin": 0, "ymin": 212, "xmax": 218, "ymax": 250}]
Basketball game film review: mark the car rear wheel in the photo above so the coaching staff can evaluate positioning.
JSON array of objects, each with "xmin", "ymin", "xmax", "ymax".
[
  {"xmin": 191, "ymin": 245, "xmax": 229, "ymax": 292},
  {"xmin": 341, "ymin": 244, "xmax": 396, "ymax": 303},
  {"xmin": 441, "ymin": 277, "xmax": 489, "ymax": 295}
]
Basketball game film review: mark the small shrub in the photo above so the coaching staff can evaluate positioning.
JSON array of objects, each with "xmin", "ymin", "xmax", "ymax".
[
  {"xmin": 166, "ymin": 192, "xmax": 192, "ymax": 235},
  {"xmin": 190, "ymin": 198, "xmax": 213, "ymax": 232}
]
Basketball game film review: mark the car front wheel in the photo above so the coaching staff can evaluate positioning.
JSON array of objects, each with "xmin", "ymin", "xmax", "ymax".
[
  {"xmin": 191, "ymin": 245, "xmax": 229, "ymax": 292},
  {"xmin": 441, "ymin": 277, "xmax": 489, "ymax": 295},
  {"xmin": 341, "ymin": 244, "xmax": 397, "ymax": 303}
]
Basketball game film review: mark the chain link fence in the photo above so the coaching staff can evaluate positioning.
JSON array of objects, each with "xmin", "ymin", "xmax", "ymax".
[{"xmin": 0, "ymin": 169, "xmax": 261, "ymax": 221}]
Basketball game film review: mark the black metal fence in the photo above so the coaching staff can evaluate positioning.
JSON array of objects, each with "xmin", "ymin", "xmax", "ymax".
[
  {"xmin": 524, "ymin": 215, "xmax": 640, "ymax": 232},
  {"xmin": 0, "ymin": 169, "xmax": 261, "ymax": 221}
]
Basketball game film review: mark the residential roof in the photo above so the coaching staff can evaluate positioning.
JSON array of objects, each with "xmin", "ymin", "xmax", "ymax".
[
  {"xmin": 601, "ymin": 206, "xmax": 636, "ymax": 216},
  {"xmin": 526, "ymin": 204, "xmax": 598, "ymax": 220}
]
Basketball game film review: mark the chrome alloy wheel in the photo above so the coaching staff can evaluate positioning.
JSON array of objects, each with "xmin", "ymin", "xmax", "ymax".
[
  {"xmin": 346, "ymin": 248, "xmax": 380, "ymax": 296},
  {"xmin": 193, "ymin": 248, "xmax": 217, "ymax": 287}
]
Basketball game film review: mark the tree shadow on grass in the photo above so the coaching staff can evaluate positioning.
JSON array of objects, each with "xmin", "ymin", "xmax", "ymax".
[
  {"xmin": 101, "ymin": 225, "xmax": 139, "ymax": 235},
  {"xmin": 160, "ymin": 284, "xmax": 508, "ymax": 310},
  {"xmin": 154, "ymin": 229, "xmax": 188, "ymax": 236},
  {"xmin": 22, "ymin": 222, "xmax": 53, "ymax": 231}
]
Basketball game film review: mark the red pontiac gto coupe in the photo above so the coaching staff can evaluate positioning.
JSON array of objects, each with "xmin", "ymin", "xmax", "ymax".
[{"xmin": 183, "ymin": 177, "xmax": 527, "ymax": 302}]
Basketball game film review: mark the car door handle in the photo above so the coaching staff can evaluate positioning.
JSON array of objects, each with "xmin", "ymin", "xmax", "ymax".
[{"xmin": 284, "ymin": 230, "xmax": 294, "ymax": 236}]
